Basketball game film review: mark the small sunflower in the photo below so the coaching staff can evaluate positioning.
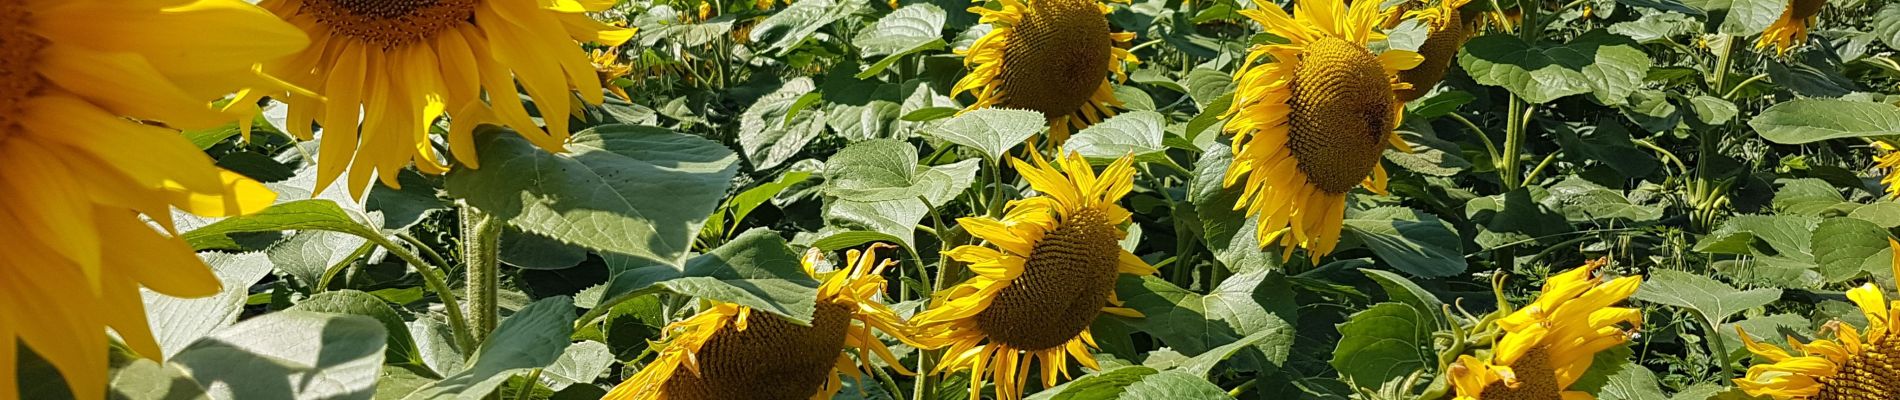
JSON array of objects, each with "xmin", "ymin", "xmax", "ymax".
[
  {"xmin": 257, "ymin": 0, "xmax": 634, "ymax": 197},
  {"xmin": 952, "ymin": 0, "xmax": 1140, "ymax": 144},
  {"xmin": 1757, "ymin": 0, "xmax": 1825, "ymax": 55},
  {"xmin": 604, "ymin": 244, "xmax": 917, "ymax": 400},
  {"xmin": 591, "ymin": 47, "xmax": 635, "ymax": 102},
  {"xmin": 1220, "ymin": 0, "xmax": 1423, "ymax": 259},
  {"xmin": 912, "ymin": 151, "xmax": 1157, "ymax": 400},
  {"xmin": 1449, "ymin": 259, "xmax": 1644, "ymax": 400},
  {"xmin": 1391, "ymin": 0, "xmax": 1472, "ymax": 102},
  {"xmin": 0, "ymin": 1, "xmax": 303, "ymax": 399},
  {"xmin": 1732, "ymin": 239, "xmax": 1900, "ymax": 399},
  {"xmin": 1873, "ymin": 142, "xmax": 1900, "ymax": 199}
]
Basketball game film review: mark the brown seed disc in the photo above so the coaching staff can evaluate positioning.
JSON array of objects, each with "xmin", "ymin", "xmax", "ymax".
[
  {"xmin": 1813, "ymin": 333, "xmax": 1900, "ymax": 400},
  {"xmin": 974, "ymin": 207, "xmax": 1122, "ymax": 351},
  {"xmin": 1395, "ymin": 11, "xmax": 1463, "ymax": 102},
  {"xmin": 993, "ymin": 0, "xmax": 1113, "ymax": 123},
  {"xmin": 661, "ymin": 302, "xmax": 854, "ymax": 400},
  {"xmin": 0, "ymin": 1, "xmax": 46, "ymax": 133},
  {"xmin": 1287, "ymin": 37, "xmax": 1395, "ymax": 193},
  {"xmin": 300, "ymin": 0, "xmax": 479, "ymax": 49},
  {"xmin": 1477, "ymin": 347, "xmax": 1564, "ymax": 400},
  {"xmin": 1789, "ymin": 0, "xmax": 1826, "ymax": 20}
]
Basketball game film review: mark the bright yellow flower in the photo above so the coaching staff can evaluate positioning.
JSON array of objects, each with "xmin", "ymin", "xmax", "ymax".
[
  {"xmin": 1220, "ymin": 0, "xmax": 1422, "ymax": 259},
  {"xmin": 256, "ymin": 0, "xmax": 633, "ymax": 197},
  {"xmin": 0, "ymin": 1, "xmax": 303, "ymax": 399},
  {"xmin": 1391, "ymin": 0, "xmax": 1471, "ymax": 102},
  {"xmin": 951, "ymin": 0, "xmax": 1140, "ymax": 144},
  {"xmin": 1756, "ymin": 0, "xmax": 1825, "ymax": 55},
  {"xmin": 1449, "ymin": 259, "xmax": 1644, "ymax": 400},
  {"xmin": 1874, "ymin": 142, "xmax": 1900, "ymax": 199},
  {"xmin": 591, "ymin": 48, "xmax": 635, "ymax": 102},
  {"xmin": 911, "ymin": 151, "xmax": 1157, "ymax": 400},
  {"xmin": 604, "ymin": 244, "xmax": 918, "ymax": 400},
  {"xmin": 1732, "ymin": 239, "xmax": 1900, "ymax": 399}
]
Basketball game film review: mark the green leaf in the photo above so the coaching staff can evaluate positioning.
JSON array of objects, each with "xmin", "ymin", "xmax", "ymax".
[
  {"xmin": 1359, "ymin": 269, "xmax": 1445, "ymax": 325},
  {"xmin": 1812, "ymin": 217, "xmax": 1892, "ymax": 283},
  {"xmin": 170, "ymin": 311, "xmax": 387, "ymax": 400},
  {"xmin": 1687, "ymin": 95, "xmax": 1739, "ymax": 125},
  {"xmin": 540, "ymin": 341, "xmax": 614, "ymax": 390},
  {"xmin": 1405, "ymin": 91, "xmax": 1475, "ymax": 118},
  {"xmin": 1849, "ymin": 202, "xmax": 1900, "ymax": 228},
  {"xmin": 1175, "ymin": 329, "xmax": 1293, "ymax": 378},
  {"xmin": 1542, "ymin": 177, "xmax": 1664, "ymax": 223},
  {"xmin": 1466, "ymin": 187, "xmax": 1572, "ymax": 249},
  {"xmin": 267, "ymin": 230, "xmax": 368, "ymax": 286},
  {"xmin": 289, "ymin": 290, "xmax": 425, "ymax": 369},
  {"xmin": 924, "ymin": 108, "xmax": 1045, "ymax": 161},
  {"xmin": 1718, "ymin": 0, "xmax": 1784, "ymax": 35},
  {"xmin": 1459, "ymin": 31, "xmax": 1651, "ymax": 104},
  {"xmin": 1026, "ymin": 366, "xmax": 1161, "ymax": 400},
  {"xmin": 1189, "ymin": 143, "xmax": 1283, "ymax": 273},
  {"xmin": 1714, "ymin": 314, "xmax": 1810, "ymax": 363},
  {"xmin": 1342, "ymin": 207, "xmax": 1466, "ymax": 278},
  {"xmin": 402, "ymin": 297, "xmax": 576, "ymax": 400},
  {"xmin": 1063, "ymin": 111, "xmax": 1170, "ymax": 164},
  {"xmin": 182, "ymin": 199, "xmax": 380, "ymax": 251},
  {"xmin": 1118, "ymin": 371, "xmax": 1236, "ymax": 400},
  {"xmin": 1186, "ymin": 69, "xmax": 1237, "ymax": 109},
  {"xmin": 499, "ymin": 228, "xmax": 588, "ymax": 270},
  {"xmin": 1876, "ymin": 4, "xmax": 1900, "ymax": 49},
  {"xmin": 825, "ymin": 139, "xmax": 931, "ymax": 202},
  {"xmin": 1632, "ymin": 269, "xmax": 1781, "ymax": 328},
  {"xmin": 108, "ymin": 349, "xmax": 210, "ymax": 400},
  {"xmin": 445, "ymin": 125, "xmax": 740, "ymax": 267},
  {"xmin": 1330, "ymin": 303, "xmax": 1434, "ymax": 390},
  {"xmin": 1695, "ymin": 214, "xmax": 1820, "ymax": 257},
  {"xmin": 599, "ymin": 229, "xmax": 822, "ymax": 324},
  {"xmin": 738, "ymin": 77, "xmax": 825, "ymax": 170},
  {"xmin": 750, "ymin": 0, "xmax": 864, "ymax": 55},
  {"xmin": 1555, "ymin": 118, "xmax": 1660, "ymax": 179},
  {"xmin": 1384, "ymin": 130, "xmax": 1473, "ymax": 177},
  {"xmin": 144, "ymin": 252, "xmax": 276, "ymax": 358},
  {"xmin": 856, "ymin": 4, "xmax": 947, "ymax": 56},
  {"xmin": 1753, "ymin": 99, "xmax": 1900, "ymax": 144},
  {"xmin": 728, "ymin": 171, "xmax": 813, "ymax": 229},
  {"xmin": 1585, "ymin": 347, "xmax": 1667, "ymax": 400},
  {"xmin": 825, "ymin": 157, "xmax": 979, "ymax": 248},
  {"xmin": 1117, "ymin": 273, "xmax": 1296, "ymax": 371}
]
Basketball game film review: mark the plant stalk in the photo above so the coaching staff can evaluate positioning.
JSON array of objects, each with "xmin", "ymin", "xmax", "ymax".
[{"xmin": 461, "ymin": 204, "xmax": 505, "ymax": 344}]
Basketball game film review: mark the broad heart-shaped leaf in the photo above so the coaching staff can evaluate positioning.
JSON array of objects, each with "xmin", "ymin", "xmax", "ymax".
[
  {"xmin": 1811, "ymin": 217, "xmax": 1892, "ymax": 283},
  {"xmin": 1330, "ymin": 302, "xmax": 1434, "ymax": 390},
  {"xmin": 1359, "ymin": 269, "xmax": 1445, "ymax": 327},
  {"xmin": 1542, "ymin": 177, "xmax": 1664, "ymax": 223},
  {"xmin": 1877, "ymin": 4, "xmax": 1900, "ymax": 50},
  {"xmin": 855, "ymin": 3, "xmax": 947, "ymax": 56},
  {"xmin": 1341, "ymin": 207, "xmax": 1465, "ymax": 278},
  {"xmin": 445, "ymin": 125, "xmax": 739, "ymax": 267},
  {"xmin": 1553, "ymin": 119, "xmax": 1660, "ymax": 179},
  {"xmin": 1026, "ymin": 367, "xmax": 1233, "ymax": 400},
  {"xmin": 750, "ymin": 0, "xmax": 866, "ymax": 55},
  {"xmin": 1064, "ymin": 111, "xmax": 1170, "ymax": 164},
  {"xmin": 825, "ymin": 158, "xmax": 979, "ymax": 248},
  {"xmin": 1753, "ymin": 99, "xmax": 1900, "ymax": 144},
  {"xmin": 826, "ymin": 139, "xmax": 932, "ymax": 201},
  {"xmin": 1459, "ymin": 30, "xmax": 1650, "ymax": 104},
  {"xmin": 1189, "ymin": 143, "xmax": 1284, "ymax": 273},
  {"xmin": 1694, "ymin": 214, "xmax": 1819, "ymax": 258},
  {"xmin": 1115, "ymin": 273, "xmax": 1296, "ymax": 373},
  {"xmin": 402, "ymin": 297, "xmax": 576, "ymax": 400},
  {"xmin": 925, "ymin": 108, "xmax": 1045, "ymax": 161},
  {"xmin": 1632, "ymin": 269, "xmax": 1781, "ymax": 329},
  {"xmin": 597, "ymin": 229, "xmax": 822, "ymax": 324},
  {"xmin": 539, "ymin": 341, "xmax": 614, "ymax": 390},
  {"xmin": 288, "ymin": 290, "xmax": 425, "ymax": 370},
  {"xmin": 183, "ymin": 199, "xmax": 381, "ymax": 251},
  {"xmin": 169, "ymin": 311, "xmax": 386, "ymax": 400},
  {"xmin": 739, "ymin": 77, "xmax": 824, "ymax": 170},
  {"xmin": 144, "ymin": 252, "xmax": 275, "ymax": 358},
  {"xmin": 1717, "ymin": 0, "xmax": 1785, "ymax": 36},
  {"xmin": 1466, "ymin": 187, "xmax": 1572, "ymax": 249}
]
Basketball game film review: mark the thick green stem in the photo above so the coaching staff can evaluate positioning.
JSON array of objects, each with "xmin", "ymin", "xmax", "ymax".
[
  {"xmin": 1500, "ymin": 96, "xmax": 1526, "ymax": 189},
  {"xmin": 367, "ymin": 235, "xmax": 474, "ymax": 352},
  {"xmin": 461, "ymin": 205, "xmax": 504, "ymax": 344}
]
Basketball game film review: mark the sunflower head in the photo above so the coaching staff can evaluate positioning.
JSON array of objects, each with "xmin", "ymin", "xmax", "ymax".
[
  {"xmin": 605, "ymin": 244, "xmax": 916, "ymax": 400},
  {"xmin": 911, "ymin": 152, "xmax": 1157, "ymax": 400},
  {"xmin": 952, "ymin": 0, "xmax": 1140, "ymax": 143},
  {"xmin": 1732, "ymin": 239, "xmax": 1900, "ymax": 400},
  {"xmin": 1449, "ymin": 259, "xmax": 1644, "ymax": 400},
  {"xmin": 1393, "ymin": 0, "xmax": 1472, "ymax": 102},
  {"xmin": 1219, "ymin": 0, "xmax": 1422, "ymax": 259},
  {"xmin": 1756, "ymin": 0, "xmax": 1826, "ymax": 55}
]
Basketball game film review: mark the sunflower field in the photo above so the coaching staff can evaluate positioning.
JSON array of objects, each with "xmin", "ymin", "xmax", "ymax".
[{"xmin": 13, "ymin": 0, "xmax": 1900, "ymax": 399}]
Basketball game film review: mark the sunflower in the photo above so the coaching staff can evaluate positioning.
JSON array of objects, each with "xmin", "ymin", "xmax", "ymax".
[
  {"xmin": 604, "ymin": 244, "xmax": 917, "ymax": 400},
  {"xmin": 0, "ymin": 1, "xmax": 302, "ymax": 399},
  {"xmin": 1731, "ymin": 239, "xmax": 1900, "ymax": 399},
  {"xmin": 1391, "ymin": 0, "xmax": 1471, "ymax": 102},
  {"xmin": 591, "ymin": 47, "xmax": 635, "ymax": 102},
  {"xmin": 912, "ymin": 151, "xmax": 1157, "ymax": 400},
  {"xmin": 1874, "ymin": 142, "xmax": 1900, "ymax": 199},
  {"xmin": 1756, "ymin": 0, "xmax": 1825, "ymax": 55},
  {"xmin": 1220, "ymin": 0, "xmax": 1423, "ymax": 259},
  {"xmin": 256, "ymin": 0, "xmax": 634, "ymax": 197},
  {"xmin": 951, "ymin": 0, "xmax": 1140, "ymax": 144},
  {"xmin": 1448, "ymin": 259, "xmax": 1644, "ymax": 400}
]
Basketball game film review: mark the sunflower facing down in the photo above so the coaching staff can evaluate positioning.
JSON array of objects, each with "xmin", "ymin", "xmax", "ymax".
[
  {"xmin": 952, "ymin": 0, "xmax": 1140, "ymax": 145},
  {"xmin": 1756, "ymin": 0, "xmax": 1825, "ymax": 55},
  {"xmin": 1731, "ymin": 239, "xmax": 1900, "ymax": 399},
  {"xmin": 1449, "ymin": 259, "xmax": 1644, "ymax": 400},
  {"xmin": 256, "ymin": 0, "xmax": 633, "ymax": 197},
  {"xmin": 1221, "ymin": 0, "xmax": 1423, "ymax": 259},
  {"xmin": 0, "ymin": 1, "xmax": 303, "ymax": 399},
  {"xmin": 912, "ymin": 152, "xmax": 1157, "ymax": 400},
  {"xmin": 1390, "ymin": 0, "xmax": 1472, "ymax": 102},
  {"xmin": 604, "ymin": 244, "xmax": 917, "ymax": 400}
]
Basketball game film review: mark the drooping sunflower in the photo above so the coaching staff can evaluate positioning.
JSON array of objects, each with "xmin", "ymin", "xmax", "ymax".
[
  {"xmin": 604, "ymin": 244, "xmax": 917, "ymax": 400},
  {"xmin": 952, "ymin": 0, "xmax": 1140, "ymax": 144},
  {"xmin": 256, "ymin": 0, "xmax": 634, "ymax": 197},
  {"xmin": 1731, "ymin": 239, "xmax": 1900, "ymax": 399},
  {"xmin": 1756, "ymin": 0, "xmax": 1825, "ymax": 55},
  {"xmin": 1390, "ymin": 0, "xmax": 1471, "ymax": 102},
  {"xmin": 0, "ymin": 1, "xmax": 303, "ymax": 399},
  {"xmin": 1220, "ymin": 0, "xmax": 1423, "ymax": 259},
  {"xmin": 1448, "ymin": 259, "xmax": 1644, "ymax": 400},
  {"xmin": 912, "ymin": 151, "xmax": 1157, "ymax": 400}
]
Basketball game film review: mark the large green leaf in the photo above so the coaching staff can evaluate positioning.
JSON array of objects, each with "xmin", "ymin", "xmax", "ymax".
[
  {"xmin": 1459, "ymin": 31, "xmax": 1651, "ymax": 104},
  {"xmin": 924, "ymin": 108, "xmax": 1045, "ymax": 161},
  {"xmin": 1753, "ymin": 99, "xmax": 1900, "ymax": 144},
  {"xmin": 1877, "ymin": 4, "xmax": 1900, "ymax": 49},
  {"xmin": 144, "ymin": 252, "xmax": 275, "ymax": 358},
  {"xmin": 540, "ymin": 341, "xmax": 614, "ymax": 390},
  {"xmin": 182, "ymin": 200, "xmax": 380, "ymax": 251},
  {"xmin": 597, "ymin": 229, "xmax": 822, "ymax": 324},
  {"xmin": 1811, "ymin": 217, "xmax": 1892, "ymax": 283},
  {"xmin": 1467, "ymin": 187, "xmax": 1573, "ymax": 249},
  {"xmin": 1189, "ymin": 143, "xmax": 1283, "ymax": 273},
  {"xmin": 1341, "ymin": 207, "xmax": 1465, "ymax": 278},
  {"xmin": 1330, "ymin": 303, "xmax": 1434, "ymax": 390},
  {"xmin": 288, "ymin": 290, "xmax": 425, "ymax": 370},
  {"xmin": 1542, "ymin": 178, "xmax": 1664, "ymax": 223},
  {"xmin": 1359, "ymin": 269, "xmax": 1445, "ymax": 327},
  {"xmin": 169, "ymin": 311, "xmax": 387, "ymax": 400},
  {"xmin": 445, "ymin": 125, "xmax": 739, "ymax": 267},
  {"xmin": 750, "ymin": 0, "xmax": 866, "ymax": 55},
  {"xmin": 402, "ymin": 297, "xmax": 576, "ymax": 400},
  {"xmin": 1117, "ymin": 273, "xmax": 1296, "ymax": 372},
  {"xmin": 738, "ymin": 77, "xmax": 825, "ymax": 170},
  {"xmin": 824, "ymin": 145, "xmax": 979, "ymax": 248},
  {"xmin": 856, "ymin": 3, "xmax": 948, "ymax": 61},
  {"xmin": 1632, "ymin": 269, "xmax": 1781, "ymax": 329},
  {"xmin": 1063, "ymin": 111, "xmax": 1170, "ymax": 164}
]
